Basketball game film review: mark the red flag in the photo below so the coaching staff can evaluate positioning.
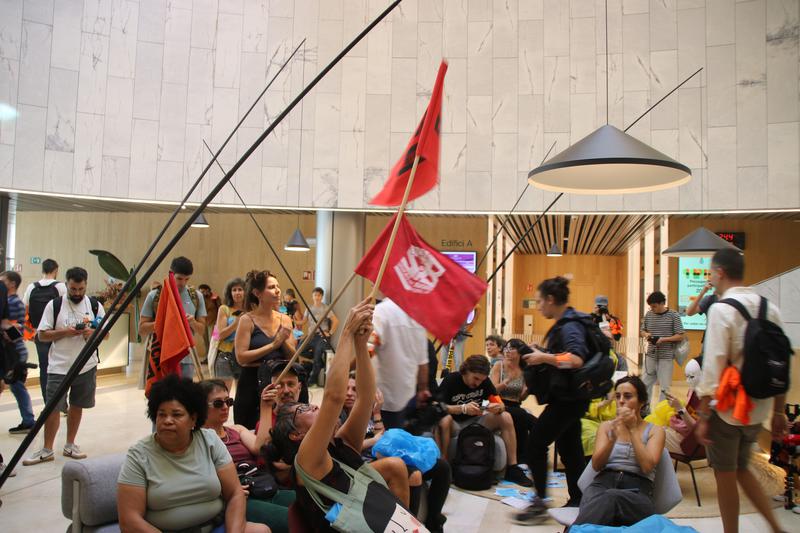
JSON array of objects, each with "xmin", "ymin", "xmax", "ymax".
[
  {"xmin": 370, "ymin": 61, "xmax": 448, "ymax": 206},
  {"xmin": 145, "ymin": 273, "xmax": 196, "ymax": 395},
  {"xmin": 356, "ymin": 214, "xmax": 487, "ymax": 342}
]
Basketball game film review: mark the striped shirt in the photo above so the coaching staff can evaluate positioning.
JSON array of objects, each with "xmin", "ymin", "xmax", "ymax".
[
  {"xmin": 641, "ymin": 309, "xmax": 684, "ymax": 360},
  {"xmin": 7, "ymin": 294, "xmax": 28, "ymax": 359}
]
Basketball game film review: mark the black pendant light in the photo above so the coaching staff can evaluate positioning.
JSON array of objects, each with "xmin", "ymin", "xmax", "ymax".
[
  {"xmin": 285, "ymin": 226, "xmax": 310, "ymax": 252},
  {"xmin": 190, "ymin": 213, "xmax": 209, "ymax": 228},
  {"xmin": 662, "ymin": 227, "xmax": 741, "ymax": 257},
  {"xmin": 546, "ymin": 243, "xmax": 562, "ymax": 257}
]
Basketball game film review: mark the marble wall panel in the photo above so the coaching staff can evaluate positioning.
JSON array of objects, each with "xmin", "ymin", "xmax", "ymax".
[
  {"xmin": 0, "ymin": 144, "xmax": 11, "ymax": 187},
  {"xmin": 132, "ymin": 41, "xmax": 163, "ymax": 120},
  {"xmin": 137, "ymin": 0, "xmax": 165, "ymax": 43},
  {"xmin": 264, "ymin": 17, "xmax": 292, "ymax": 88},
  {"xmin": 366, "ymin": 13, "xmax": 393, "ymax": 94},
  {"xmin": 340, "ymin": 57, "xmax": 367, "ymax": 133},
  {"xmin": 439, "ymin": 132, "xmax": 467, "ymax": 211},
  {"xmin": 12, "ymin": 103, "xmax": 47, "ymax": 189},
  {"xmin": 128, "ymin": 118, "xmax": 158, "ymax": 198},
  {"xmin": 491, "ymin": 132, "xmax": 517, "ymax": 210},
  {"xmin": 706, "ymin": 45, "xmax": 736, "ymax": 128},
  {"xmin": 622, "ymin": 13, "xmax": 650, "ymax": 92},
  {"xmin": 648, "ymin": 50, "xmax": 678, "ymax": 130},
  {"xmin": 76, "ymin": 32, "xmax": 110, "ymax": 115},
  {"xmin": 389, "ymin": 57, "xmax": 416, "ymax": 133},
  {"xmin": 214, "ymin": 13, "xmax": 243, "ymax": 89},
  {"xmin": 72, "ymin": 111, "xmax": 104, "ymax": 195},
  {"xmin": 493, "ymin": 0, "xmax": 518, "ymax": 58},
  {"xmin": 0, "ymin": 0, "xmax": 23, "ymax": 61},
  {"xmin": 261, "ymin": 165, "xmax": 288, "ymax": 206},
  {"xmin": 736, "ymin": 0, "xmax": 767, "ymax": 167},
  {"xmin": 570, "ymin": 16, "xmax": 596, "ymax": 95},
  {"xmin": 219, "ymin": 0, "xmax": 243, "ymax": 15},
  {"xmin": 191, "ymin": 0, "xmax": 218, "ymax": 50},
  {"xmin": 343, "ymin": 0, "xmax": 368, "ymax": 58},
  {"xmin": 391, "ymin": 0, "xmax": 417, "ymax": 58},
  {"xmin": 443, "ymin": 0, "xmax": 467, "ymax": 58},
  {"xmin": 337, "ymin": 130, "xmax": 364, "ymax": 208},
  {"xmin": 465, "ymin": 170, "xmax": 492, "ymax": 211},
  {"xmin": 100, "ymin": 154, "xmax": 128, "ymax": 196},
  {"xmin": 678, "ymin": 87, "xmax": 702, "ymax": 169},
  {"xmin": 766, "ymin": 0, "xmax": 799, "ymax": 123},
  {"xmin": 317, "ymin": 20, "xmax": 344, "ymax": 94},
  {"xmin": 467, "ymin": 22, "xmax": 492, "ymax": 95},
  {"xmin": 313, "ymin": 91, "xmax": 340, "ymax": 169},
  {"xmin": 155, "ymin": 159, "xmax": 182, "ymax": 200},
  {"xmin": 517, "ymin": 93, "xmax": 544, "ymax": 172},
  {"xmin": 678, "ymin": 166, "xmax": 703, "ymax": 211},
  {"xmin": 42, "ymin": 148, "xmax": 73, "ymax": 192},
  {"xmin": 182, "ymin": 122, "xmax": 212, "ymax": 203},
  {"xmin": 677, "ymin": 7, "xmax": 705, "ymax": 89},
  {"xmin": 162, "ymin": 6, "xmax": 191, "ymax": 84},
  {"xmin": 492, "ymin": 57, "xmax": 517, "ymax": 133},
  {"xmin": 186, "ymin": 48, "xmax": 214, "ymax": 125},
  {"xmin": 364, "ymin": 93, "xmax": 390, "ymax": 169},
  {"xmin": 623, "ymin": 0, "xmax": 648, "ymax": 14},
  {"xmin": 45, "ymin": 67, "xmax": 79, "ymax": 152},
  {"xmin": 18, "ymin": 22, "xmax": 52, "ymax": 107},
  {"xmin": 0, "ymin": 58, "xmax": 19, "ymax": 144},
  {"xmin": 82, "ymin": 0, "xmax": 111, "ymax": 36},
  {"xmin": 50, "ymin": 0, "xmax": 82, "ymax": 70},
  {"xmin": 443, "ymin": 57, "xmax": 467, "ymax": 134},
  {"xmin": 650, "ymin": 0, "xmax": 677, "ymax": 51},
  {"xmin": 570, "ymin": 92, "xmax": 596, "ymax": 143},
  {"xmin": 312, "ymin": 167, "xmax": 338, "ymax": 208},
  {"xmin": 158, "ymin": 82, "xmax": 188, "ymax": 162},
  {"xmin": 543, "ymin": 56, "xmax": 569, "ymax": 133},
  {"xmin": 518, "ymin": 0, "xmax": 543, "ymax": 21},
  {"xmin": 242, "ymin": 0, "xmax": 268, "ymax": 53},
  {"xmin": 650, "ymin": 129, "xmax": 681, "ymax": 210},
  {"xmin": 466, "ymin": 94, "xmax": 491, "ymax": 172},
  {"xmin": 778, "ymin": 268, "xmax": 800, "ymax": 323},
  {"xmin": 108, "ymin": 0, "xmax": 138, "ymax": 78},
  {"xmin": 706, "ymin": 126, "xmax": 737, "ymax": 210},
  {"xmin": 210, "ymin": 87, "xmax": 240, "ymax": 166},
  {"xmin": 706, "ymin": 0, "xmax": 735, "ymax": 47},
  {"xmin": 24, "ymin": 0, "xmax": 54, "ymax": 25},
  {"xmin": 543, "ymin": 0, "xmax": 569, "ymax": 57},
  {"xmin": 238, "ymin": 52, "xmax": 267, "ymax": 129},
  {"xmin": 518, "ymin": 19, "xmax": 543, "ymax": 95},
  {"xmin": 737, "ymin": 165, "xmax": 768, "ymax": 209},
  {"xmin": 468, "ymin": 0, "xmax": 491, "ymax": 21},
  {"xmin": 767, "ymin": 122, "xmax": 800, "ymax": 208}
]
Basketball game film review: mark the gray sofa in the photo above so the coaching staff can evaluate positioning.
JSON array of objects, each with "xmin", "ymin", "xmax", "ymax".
[{"xmin": 61, "ymin": 453, "xmax": 125, "ymax": 533}]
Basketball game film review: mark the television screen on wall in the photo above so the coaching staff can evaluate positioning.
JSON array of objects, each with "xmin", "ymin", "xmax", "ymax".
[
  {"xmin": 441, "ymin": 251, "xmax": 478, "ymax": 324},
  {"xmin": 677, "ymin": 256, "xmax": 711, "ymax": 330}
]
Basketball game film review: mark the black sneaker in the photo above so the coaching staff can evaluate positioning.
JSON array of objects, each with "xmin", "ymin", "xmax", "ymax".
[
  {"xmin": 504, "ymin": 464, "xmax": 533, "ymax": 487},
  {"xmin": 8, "ymin": 423, "xmax": 33, "ymax": 435},
  {"xmin": 512, "ymin": 498, "xmax": 548, "ymax": 525}
]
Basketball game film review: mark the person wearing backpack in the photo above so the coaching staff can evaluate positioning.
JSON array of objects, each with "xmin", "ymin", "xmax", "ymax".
[
  {"xmin": 695, "ymin": 249, "xmax": 791, "ymax": 533},
  {"xmin": 515, "ymin": 277, "xmax": 593, "ymax": 524},
  {"xmin": 22, "ymin": 258, "xmax": 66, "ymax": 399},
  {"xmin": 23, "ymin": 267, "xmax": 106, "ymax": 466}
]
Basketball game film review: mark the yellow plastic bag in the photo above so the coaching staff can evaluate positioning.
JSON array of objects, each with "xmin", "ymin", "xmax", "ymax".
[{"xmin": 644, "ymin": 399, "xmax": 677, "ymax": 426}]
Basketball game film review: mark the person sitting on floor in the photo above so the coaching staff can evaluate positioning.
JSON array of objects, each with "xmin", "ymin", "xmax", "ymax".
[
  {"xmin": 270, "ymin": 299, "xmax": 422, "ymax": 532},
  {"xmin": 117, "ymin": 375, "xmax": 268, "ymax": 533},
  {"xmin": 435, "ymin": 354, "xmax": 532, "ymax": 487},
  {"xmin": 202, "ymin": 379, "xmax": 295, "ymax": 533},
  {"xmin": 573, "ymin": 375, "xmax": 666, "ymax": 527}
]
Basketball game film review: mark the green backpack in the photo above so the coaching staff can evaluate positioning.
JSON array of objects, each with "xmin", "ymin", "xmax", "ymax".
[{"xmin": 294, "ymin": 457, "xmax": 429, "ymax": 533}]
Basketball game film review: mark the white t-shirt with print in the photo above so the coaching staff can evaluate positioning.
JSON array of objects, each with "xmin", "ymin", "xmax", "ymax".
[{"xmin": 37, "ymin": 295, "xmax": 105, "ymax": 375}]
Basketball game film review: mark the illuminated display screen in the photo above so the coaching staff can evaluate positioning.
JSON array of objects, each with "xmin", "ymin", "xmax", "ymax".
[
  {"xmin": 678, "ymin": 256, "xmax": 711, "ymax": 330},
  {"xmin": 441, "ymin": 251, "xmax": 478, "ymax": 324}
]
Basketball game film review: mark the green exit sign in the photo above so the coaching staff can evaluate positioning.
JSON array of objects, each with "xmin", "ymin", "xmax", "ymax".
[{"xmin": 30, "ymin": 257, "xmax": 41, "ymax": 264}]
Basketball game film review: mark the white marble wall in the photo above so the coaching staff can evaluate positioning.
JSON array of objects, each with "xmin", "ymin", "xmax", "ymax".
[
  {"xmin": 0, "ymin": 0, "xmax": 798, "ymax": 212},
  {"xmin": 754, "ymin": 266, "xmax": 800, "ymax": 348}
]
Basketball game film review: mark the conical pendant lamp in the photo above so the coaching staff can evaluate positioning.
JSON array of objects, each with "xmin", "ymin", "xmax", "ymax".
[
  {"xmin": 190, "ymin": 213, "xmax": 209, "ymax": 228},
  {"xmin": 662, "ymin": 227, "xmax": 741, "ymax": 257},
  {"xmin": 285, "ymin": 227, "xmax": 310, "ymax": 252},
  {"xmin": 546, "ymin": 243, "xmax": 563, "ymax": 257},
  {"xmin": 528, "ymin": 125, "xmax": 691, "ymax": 194}
]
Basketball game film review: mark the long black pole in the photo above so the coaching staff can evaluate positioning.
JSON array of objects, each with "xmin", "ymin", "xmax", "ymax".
[
  {"xmin": 0, "ymin": 0, "xmax": 403, "ymax": 489},
  {"xmin": 202, "ymin": 140, "xmax": 336, "ymax": 354}
]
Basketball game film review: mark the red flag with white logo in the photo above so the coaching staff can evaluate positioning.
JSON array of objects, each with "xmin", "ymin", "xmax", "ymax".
[
  {"xmin": 356, "ymin": 214, "xmax": 487, "ymax": 342},
  {"xmin": 370, "ymin": 61, "xmax": 448, "ymax": 206}
]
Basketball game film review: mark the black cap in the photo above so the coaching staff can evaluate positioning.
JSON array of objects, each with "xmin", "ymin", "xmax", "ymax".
[{"xmin": 266, "ymin": 359, "xmax": 306, "ymax": 380}]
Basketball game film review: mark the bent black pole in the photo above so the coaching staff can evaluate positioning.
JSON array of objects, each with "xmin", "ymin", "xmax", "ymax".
[
  {"xmin": 202, "ymin": 139, "xmax": 336, "ymax": 354},
  {"xmin": 0, "ymin": 0, "xmax": 403, "ymax": 489}
]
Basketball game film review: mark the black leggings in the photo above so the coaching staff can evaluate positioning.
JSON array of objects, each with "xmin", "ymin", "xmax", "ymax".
[
  {"xmin": 504, "ymin": 400, "xmax": 537, "ymax": 465},
  {"xmin": 409, "ymin": 458, "xmax": 451, "ymax": 531},
  {"xmin": 234, "ymin": 367, "xmax": 260, "ymax": 429},
  {"xmin": 528, "ymin": 399, "xmax": 588, "ymax": 502}
]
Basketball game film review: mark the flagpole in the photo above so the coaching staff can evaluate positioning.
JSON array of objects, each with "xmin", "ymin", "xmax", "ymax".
[
  {"xmin": 274, "ymin": 271, "xmax": 358, "ymax": 384},
  {"xmin": 368, "ymin": 154, "xmax": 422, "ymax": 299}
]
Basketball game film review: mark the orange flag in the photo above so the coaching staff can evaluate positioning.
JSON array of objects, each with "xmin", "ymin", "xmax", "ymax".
[
  {"xmin": 370, "ymin": 61, "xmax": 448, "ymax": 206},
  {"xmin": 145, "ymin": 272, "xmax": 195, "ymax": 395}
]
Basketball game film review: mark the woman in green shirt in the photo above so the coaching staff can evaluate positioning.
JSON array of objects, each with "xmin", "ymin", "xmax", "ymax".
[{"xmin": 117, "ymin": 375, "xmax": 269, "ymax": 533}]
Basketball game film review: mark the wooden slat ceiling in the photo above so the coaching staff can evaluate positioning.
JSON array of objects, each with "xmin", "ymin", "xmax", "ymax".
[{"xmin": 497, "ymin": 214, "xmax": 659, "ymax": 256}]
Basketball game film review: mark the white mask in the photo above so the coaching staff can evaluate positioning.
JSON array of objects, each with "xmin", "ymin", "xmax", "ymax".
[{"xmin": 685, "ymin": 359, "xmax": 702, "ymax": 389}]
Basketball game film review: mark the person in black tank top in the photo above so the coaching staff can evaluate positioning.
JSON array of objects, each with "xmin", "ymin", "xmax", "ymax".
[{"xmin": 234, "ymin": 271, "xmax": 296, "ymax": 429}]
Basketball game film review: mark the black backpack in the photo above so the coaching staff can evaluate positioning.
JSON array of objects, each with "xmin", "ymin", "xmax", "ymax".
[
  {"xmin": 719, "ymin": 297, "xmax": 792, "ymax": 399},
  {"xmin": 28, "ymin": 282, "xmax": 61, "ymax": 328},
  {"xmin": 526, "ymin": 314, "xmax": 615, "ymax": 402},
  {"xmin": 452, "ymin": 422, "xmax": 495, "ymax": 490}
]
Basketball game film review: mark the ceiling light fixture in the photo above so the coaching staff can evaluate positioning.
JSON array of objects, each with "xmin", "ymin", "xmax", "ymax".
[
  {"xmin": 547, "ymin": 243, "xmax": 563, "ymax": 257},
  {"xmin": 190, "ymin": 213, "xmax": 209, "ymax": 228},
  {"xmin": 661, "ymin": 227, "xmax": 740, "ymax": 257}
]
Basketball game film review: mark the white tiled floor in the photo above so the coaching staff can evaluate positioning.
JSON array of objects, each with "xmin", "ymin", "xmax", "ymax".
[{"xmin": 1, "ymin": 373, "xmax": 799, "ymax": 532}]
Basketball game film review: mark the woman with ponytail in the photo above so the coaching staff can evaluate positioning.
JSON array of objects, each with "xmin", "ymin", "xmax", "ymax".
[{"xmin": 233, "ymin": 271, "xmax": 296, "ymax": 429}]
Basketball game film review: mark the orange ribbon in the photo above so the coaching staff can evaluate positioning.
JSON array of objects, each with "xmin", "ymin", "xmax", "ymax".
[{"xmin": 715, "ymin": 365, "xmax": 754, "ymax": 425}]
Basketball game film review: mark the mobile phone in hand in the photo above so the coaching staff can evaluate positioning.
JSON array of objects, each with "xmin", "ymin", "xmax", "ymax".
[{"xmin": 4, "ymin": 326, "xmax": 22, "ymax": 341}]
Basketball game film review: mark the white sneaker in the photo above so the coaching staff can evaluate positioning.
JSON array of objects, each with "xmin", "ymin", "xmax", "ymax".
[
  {"xmin": 63, "ymin": 443, "xmax": 87, "ymax": 459},
  {"xmin": 22, "ymin": 448, "xmax": 55, "ymax": 466}
]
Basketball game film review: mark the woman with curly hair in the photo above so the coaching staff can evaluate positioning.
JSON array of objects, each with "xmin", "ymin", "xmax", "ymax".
[
  {"xmin": 234, "ymin": 271, "xmax": 296, "ymax": 429},
  {"xmin": 117, "ymin": 374, "xmax": 269, "ymax": 533}
]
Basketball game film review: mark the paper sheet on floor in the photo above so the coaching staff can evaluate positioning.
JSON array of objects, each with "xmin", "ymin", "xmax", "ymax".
[{"xmin": 500, "ymin": 496, "xmax": 532, "ymax": 510}]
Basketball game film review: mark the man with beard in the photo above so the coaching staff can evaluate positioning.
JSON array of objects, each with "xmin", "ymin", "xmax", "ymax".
[{"xmin": 24, "ymin": 267, "xmax": 106, "ymax": 465}]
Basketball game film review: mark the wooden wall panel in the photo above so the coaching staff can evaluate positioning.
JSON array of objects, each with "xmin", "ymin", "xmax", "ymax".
[{"xmin": 512, "ymin": 254, "xmax": 628, "ymax": 336}]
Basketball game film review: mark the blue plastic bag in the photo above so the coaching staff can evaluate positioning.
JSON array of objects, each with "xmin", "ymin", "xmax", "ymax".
[
  {"xmin": 570, "ymin": 515, "xmax": 698, "ymax": 533},
  {"xmin": 372, "ymin": 428, "xmax": 440, "ymax": 473}
]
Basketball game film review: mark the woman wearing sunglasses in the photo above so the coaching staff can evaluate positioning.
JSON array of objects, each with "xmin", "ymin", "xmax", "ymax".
[{"xmin": 201, "ymin": 379, "xmax": 296, "ymax": 533}]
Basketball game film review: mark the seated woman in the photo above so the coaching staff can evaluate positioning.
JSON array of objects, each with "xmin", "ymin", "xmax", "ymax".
[
  {"xmin": 202, "ymin": 379, "xmax": 295, "ymax": 533},
  {"xmin": 574, "ymin": 376, "xmax": 666, "ymax": 527},
  {"xmin": 117, "ymin": 375, "xmax": 269, "ymax": 533},
  {"xmin": 436, "ymin": 354, "xmax": 531, "ymax": 486},
  {"xmin": 663, "ymin": 358, "xmax": 701, "ymax": 455},
  {"xmin": 490, "ymin": 338, "xmax": 537, "ymax": 465},
  {"xmin": 271, "ymin": 299, "xmax": 421, "ymax": 532}
]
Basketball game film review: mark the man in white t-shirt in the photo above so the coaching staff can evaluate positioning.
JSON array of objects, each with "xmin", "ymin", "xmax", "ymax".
[
  {"xmin": 24, "ymin": 267, "xmax": 106, "ymax": 466},
  {"xmin": 369, "ymin": 298, "xmax": 430, "ymax": 429},
  {"xmin": 22, "ymin": 258, "xmax": 67, "ymax": 399}
]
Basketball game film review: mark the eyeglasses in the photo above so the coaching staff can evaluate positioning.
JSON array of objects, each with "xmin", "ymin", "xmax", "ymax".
[
  {"xmin": 208, "ymin": 397, "xmax": 234, "ymax": 409},
  {"xmin": 292, "ymin": 404, "xmax": 314, "ymax": 425}
]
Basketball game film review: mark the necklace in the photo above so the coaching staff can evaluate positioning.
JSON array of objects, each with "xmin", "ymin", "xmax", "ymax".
[{"xmin": 217, "ymin": 428, "xmax": 229, "ymax": 442}]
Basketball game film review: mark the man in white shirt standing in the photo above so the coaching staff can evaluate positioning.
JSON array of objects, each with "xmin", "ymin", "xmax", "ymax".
[
  {"xmin": 22, "ymin": 258, "xmax": 67, "ymax": 399},
  {"xmin": 695, "ymin": 249, "xmax": 788, "ymax": 533},
  {"xmin": 369, "ymin": 298, "xmax": 430, "ymax": 429},
  {"xmin": 23, "ymin": 267, "xmax": 106, "ymax": 466}
]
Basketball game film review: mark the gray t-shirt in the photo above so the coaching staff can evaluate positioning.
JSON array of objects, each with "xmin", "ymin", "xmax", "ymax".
[
  {"xmin": 118, "ymin": 428, "xmax": 231, "ymax": 530},
  {"xmin": 140, "ymin": 286, "xmax": 207, "ymax": 320},
  {"xmin": 303, "ymin": 303, "xmax": 331, "ymax": 333}
]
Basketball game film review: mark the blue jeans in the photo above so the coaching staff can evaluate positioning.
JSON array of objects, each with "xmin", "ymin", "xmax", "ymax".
[
  {"xmin": 34, "ymin": 339, "xmax": 52, "ymax": 398},
  {"xmin": 180, "ymin": 355, "xmax": 194, "ymax": 380},
  {"xmin": 10, "ymin": 379, "xmax": 35, "ymax": 427}
]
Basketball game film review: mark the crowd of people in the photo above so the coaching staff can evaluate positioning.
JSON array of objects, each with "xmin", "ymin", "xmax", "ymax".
[{"xmin": 0, "ymin": 248, "xmax": 794, "ymax": 533}]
